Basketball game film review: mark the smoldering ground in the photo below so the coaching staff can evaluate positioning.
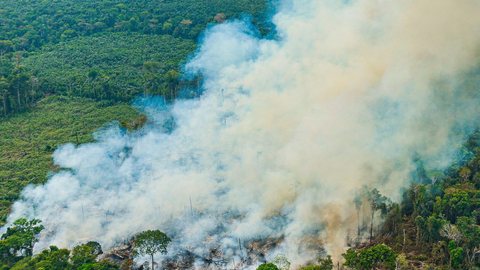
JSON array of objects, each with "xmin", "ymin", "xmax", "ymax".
[{"xmin": 5, "ymin": 0, "xmax": 480, "ymax": 268}]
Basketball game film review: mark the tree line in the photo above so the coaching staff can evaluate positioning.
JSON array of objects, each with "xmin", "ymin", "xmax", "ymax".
[
  {"xmin": 0, "ymin": 218, "xmax": 171, "ymax": 270},
  {"xmin": 0, "ymin": 0, "xmax": 269, "ymax": 118},
  {"xmin": 0, "ymin": 0, "xmax": 268, "ymax": 52},
  {"xmin": 0, "ymin": 55, "xmax": 39, "ymax": 116},
  {"xmin": 0, "ymin": 34, "xmax": 193, "ymax": 117}
]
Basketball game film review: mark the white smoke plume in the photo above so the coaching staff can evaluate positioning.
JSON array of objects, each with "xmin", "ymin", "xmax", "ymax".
[{"xmin": 6, "ymin": 0, "xmax": 480, "ymax": 267}]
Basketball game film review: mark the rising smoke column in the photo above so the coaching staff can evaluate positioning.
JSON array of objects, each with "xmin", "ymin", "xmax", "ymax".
[{"xmin": 6, "ymin": 0, "xmax": 480, "ymax": 267}]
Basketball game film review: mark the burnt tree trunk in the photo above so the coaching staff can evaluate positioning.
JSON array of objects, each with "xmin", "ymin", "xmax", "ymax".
[
  {"xmin": 370, "ymin": 211, "xmax": 374, "ymax": 242},
  {"xmin": 151, "ymin": 253, "xmax": 155, "ymax": 270}
]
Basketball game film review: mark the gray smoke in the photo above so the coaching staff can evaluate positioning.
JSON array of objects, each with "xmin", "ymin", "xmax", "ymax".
[{"xmin": 6, "ymin": 0, "xmax": 480, "ymax": 268}]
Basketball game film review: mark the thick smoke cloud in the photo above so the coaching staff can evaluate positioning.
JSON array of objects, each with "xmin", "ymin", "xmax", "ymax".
[{"xmin": 6, "ymin": 0, "xmax": 480, "ymax": 267}]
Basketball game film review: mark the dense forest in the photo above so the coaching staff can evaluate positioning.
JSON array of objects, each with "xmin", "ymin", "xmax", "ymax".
[
  {"xmin": 0, "ymin": 0, "xmax": 269, "ymax": 116},
  {"xmin": 22, "ymin": 33, "xmax": 195, "ymax": 101}
]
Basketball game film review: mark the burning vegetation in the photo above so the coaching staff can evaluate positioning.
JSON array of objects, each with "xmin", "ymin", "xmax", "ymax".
[{"xmin": 2, "ymin": 0, "xmax": 480, "ymax": 269}]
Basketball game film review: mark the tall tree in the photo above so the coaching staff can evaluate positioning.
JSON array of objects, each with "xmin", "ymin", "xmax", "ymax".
[
  {"xmin": 142, "ymin": 61, "xmax": 163, "ymax": 96},
  {"xmin": 164, "ymin": 69, "xmax": 179, "ymax": 99},
  {"xmin": 10, "ymin": 67, "xmax": 30, "ymax": 111},
  {"xmin": 133, "ymin": 230, "xmax": 171, "ymax": 270},
  {"xmin": 353, "ymin": 194, "xmax": 362, "ymax": 241},
  {"xmin": 0, "ymin": 218, "xmax": 44, "ymax": 267},
  {"xmin": 0, "ymin": 77, "xmax": 9, "ymax": 116},
  {"xmin": 367, "ymin": 188, "xmax": 388, "ymax": 241}
]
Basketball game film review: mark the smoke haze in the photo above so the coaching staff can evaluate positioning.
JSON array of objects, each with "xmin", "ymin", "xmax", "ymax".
[{"xmin": 6, "ymin": 0, "xmax": 480, "ymax": 267}]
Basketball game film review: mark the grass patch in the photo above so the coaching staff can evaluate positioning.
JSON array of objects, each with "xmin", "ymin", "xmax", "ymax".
[{"xmin": 0, "ymin": 96, "xmax": 142, "ymax": 224}]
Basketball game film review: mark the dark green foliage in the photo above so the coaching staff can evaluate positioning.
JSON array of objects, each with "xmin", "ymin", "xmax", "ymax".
[
  {"xmin": 10, "ymin": 244, "xmax": 119, "ymax": 270},
  {"xmin": 0, "ymin": 219, "xmax": 118, "ymax": 269},
  {"xmin": 71, "ymin": 242, "xmax": 103, "ymax": 268},
  {"xmin": 343, "ymin": 244, "xmax": 397, "ymax": 270},
  {"xmin": 257, "ymin": 262, "xmax": 279, "ymax": 270},
  {"xmin": 133, "ymin": 230, "xmax": 171, "ymax": 270},
  {"xmin": 0, "ymin": 61, "xmax": 36, "ymax": 115},
  {"xmin": 448, "ymin": 241, "xmax": 464, "ymax": 269},
  {"xmin": 133, "ymin": 230, "xmax": 171, "ymax": 256},
  {"xmin": 440, "ymin": 187, "xmax": 479, "ymax": 223},
  {"xmin": 0, "ymin": 218, "xmax": 118, "ymax": 269},
  {"xmin": 11, "ymin": 246, "xmax": 70, "ymax": 270},
  {"xmin": 0, "ymin": 0, "xmax": 268, "ymax": 117},
  {"xmin": 0, "ymin": 0, "xmax": 268, "ymax": 51},
  {"xmin": 368, "ymin": 189, "xmax": 389, "ymax": 239},
  {"xmin": 22, "ymin": 33, "xmax": 195, "ymax": 102},
  {"xmin": 382, "ymin": 203, "xmax": 401, "ymax": 236},
  {"xmin": 425, "ymin": 215, "xmax": 445, "ymax": 243},
  {"xmin": 0, "ymin": 218, "xmax": 44, "ymax": 267}
]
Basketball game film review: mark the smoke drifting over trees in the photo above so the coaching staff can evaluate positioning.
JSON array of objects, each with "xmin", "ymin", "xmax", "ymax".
[{"xmin": 5, "ymin": 0, "xmax": 480, "ymax": 267}]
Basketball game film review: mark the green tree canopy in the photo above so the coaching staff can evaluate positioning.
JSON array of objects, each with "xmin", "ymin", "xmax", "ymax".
[
  {"xmin": 0, "ymin": 218, "xmax": 44, "ymax": 268},
  {"xmin": 133, "ymin": 230, "xmax": 171, "ymax": 270},
  {"xmin": 71, "ymin": 241, "xmax": 103, "ymax": 268},
  {"xmin": 257, "ymin": 262, "xmax": 279, "ymax": 270},
  {"xmin": 343, "ymin": 244, "xmax": 397, "ymax": 270},
  {"xmin": 11, "ymin": 246, "xmax": 70, "ymax": 270}
]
